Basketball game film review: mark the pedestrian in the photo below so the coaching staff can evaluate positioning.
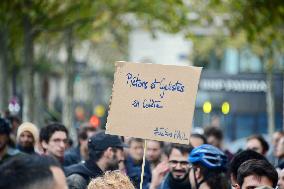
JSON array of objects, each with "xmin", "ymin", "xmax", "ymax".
[
  {"xmin": 268, "ymin": 131, "xmax": 284, "ymax": 166},
  {"xmin": 189, "ymin": 133, "xmax": 207, "ymax": 148},
  {"xmin": 0, "ymin": 118, "xmax": 21, "ymax": 165},
  {"xmin": 88, "ymin": 171, "xmax": 135, "ymax": 189},
  {"xmin": 65, "ymin": 131, "xmax": 127, "ymax": 189},
  {"xmin": 229, "ymin": 149, "xmax": 268, "ymax": 189},
  {"xmin": 146, "ymin": 140, "xmax": 164, "ymax": 170},
  {"xmin": 150, "ymin": 143, "xmax": 193, "ymax": 189},
  {"xmin": 275, "ymin": 136, "xmax": 284, "ymax": 169},
  {"xmin": 204, "ymin": 126, "xmax": 233, "ymax": 161},
  {"xmin": 236, "ymin": 159, "xmax": 278, "ymax": 189},
  {"xmin": 0, "ymin": 154, "xmax": 68, "ymax": 189},
  {"xmin": 64, "ymin": 124, "xmax": 97, "ymax": 166},
  {"xmin": 16, "ymin": 122, "xmax": 39, "ymax": 154},
  {"xmin": 188, "ymin": 144, "xmax": 229, "ymax": 189},
  {"xmin": 40, "ymin": 123, "xmax": 69, "ymax": 164},
  {"xmin": 278, "ymin": 168, "xmax": 284, "ymax": 189},
  {"xmin": 125, "ymin": 138, "xmax": 151, "ymax": 189},
  {"xmin": 246, "ymin": 134, "xmax": 269, "ymax": 156}
]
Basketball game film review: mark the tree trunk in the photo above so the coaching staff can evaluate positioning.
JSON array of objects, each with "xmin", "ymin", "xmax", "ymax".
[
  {"xmin": 33, "ymin": 73, "xmax": 44, "ymax": 127},
  {"xmin": 283, "ymin": 72, "xmax": 284, "ymax": 131},
  {"xmin": 62, "ymin": 27, "xmax": 76, "ymax": 141},
  {"xmin": 0, "ymin": 28, "xmax": 9, "ymax": 114},
  {"xmin": 265, "ymin": 49, "xmax": 275, "ymax": 136},
  {"xmin": 22, "ymin": 15, "xmax": 34, "ymax": 122}
]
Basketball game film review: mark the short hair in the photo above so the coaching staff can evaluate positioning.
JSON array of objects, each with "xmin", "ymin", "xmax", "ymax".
[
  {"xmin": 88, "ymin": 171, "xmax": 135, "ymax": 189},
  {"xmin": 204, "ymin": 126, "xmax": 223, "ymax": 140},
  {"xmin": 229, "ymin": 149, "xmax": 268, "ymax": 181},
  {"xmin": 165, "ymin": 143, "xmax": 193, "ymax": 157},
  {"xmin": 78, "ymin": 126, "xmax": 96, "ymax": 140},
  {"xmin": 192, "ymin": 164, "xmax": 229, "ymax": 189},
  {"xmin": 190, "ymin": 133, "xmax": 207, "ymax": 144},
  {"xmin": 237, "ymin": 159, "xmax": 278, "ymax": 188},
  {"xmin": 0, "ymin": 155, "xmax": 61, "ymax": 189},
  {"xmin": 148, "ymin": 140, "xmax": 164, "ymax": 149},
  {"xmin": 40, "ymin": 123, "xmax": 68, "ymax": 143},
  {"xmin": 247, "ymin": 135, "xmax": 269, "ymax": 154},
  {"xmin": 128, "ymin": 138, "xmax": 144, "ymax": 146}
]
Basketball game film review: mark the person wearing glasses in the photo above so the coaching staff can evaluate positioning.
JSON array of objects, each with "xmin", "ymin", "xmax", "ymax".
[
  {"xmin": 150, "ymin": 143, "xmax": 193, "ymax": 189},
  {"xmin": 188, "ymin": 144, "xmax": 229, "ymax": 189}
]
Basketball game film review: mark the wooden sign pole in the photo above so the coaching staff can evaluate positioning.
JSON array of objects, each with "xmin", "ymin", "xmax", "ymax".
[{"xmin": 139, "ymin": 140, "xmax": 148, "ymax": 189}]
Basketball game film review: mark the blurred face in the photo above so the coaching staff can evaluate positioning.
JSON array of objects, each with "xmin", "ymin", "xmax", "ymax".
[
  {"xmin": 168, "ymin": 148, "xmax": 190, "ymax": 181},
  {"xmin": 240, "ymin": 175, "xmax": 273, "ymax": 189},
  {"xmin": 79, "ymin": 138, "xmax": 88, "ymax": 151},
  {"xmin": 273, "ymin": 132, "xmax": 282, "ymax": 146},
  {"xmin": 246, "ymin": 138, "xmax": 264, "ymax": 155},
  {"xmin": 274, "ymin": 133, "xmax": 284, "ymax": 155},
  {"xmin": 0, "ymin": 134, "xmax": 8, "ymax": 151},
  {"xmin": 50, "ymin": 166, "xmax": 68, "ymax": 189},
  {"xmin": 80, "ymin": 130, "xmax": 95, "ymax": 152},
  {"xmin": 276, "ymin": 138, "xmax": 284, "ymax": 158},
  {"xmin": 129, "ymin": 141, "xmax": 144, "ymax": 161},
  {"xmin": 278, "ymin": 169, "xmax": 284, "ymax": 189},
  {"xmin": 190, "ymin": 137, "xmax": 204, "ymax": 148},
  {"xmin": 42, "ymin": 131, "xmax": 67, "ymax": 159},
  {"xmin": 18, "ymin": 131, "xmax": 34, "ymax": 148},
  {"xmin": 207, "ymin": 136, "xmax": 221, "ymax": 148},
  {"xmin": 146, "ymin": 141, "xmax": 162, "ymax": 163}
]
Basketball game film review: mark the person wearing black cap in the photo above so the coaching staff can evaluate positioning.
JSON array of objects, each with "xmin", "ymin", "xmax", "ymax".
[
  {"xmin": 65, "ymin": 131, "xmax": 126, "ymax": 189},
  {"xmin": 0, "ymin": 118, "xmax": 21, "ymax": 165}
]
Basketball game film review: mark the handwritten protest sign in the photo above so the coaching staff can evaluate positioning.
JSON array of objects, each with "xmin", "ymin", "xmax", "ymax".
[{"xmin": 106, "ymin": 61, "xmax": 202, "ymax": 144}]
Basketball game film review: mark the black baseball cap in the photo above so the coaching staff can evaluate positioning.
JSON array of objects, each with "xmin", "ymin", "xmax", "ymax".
[{"xmin": 88, "ymin": 131, "xmax": 127, "ymax": 151}]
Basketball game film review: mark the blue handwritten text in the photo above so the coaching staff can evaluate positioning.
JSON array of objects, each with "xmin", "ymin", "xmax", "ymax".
[
  {"xmin": 153, "ymin": 127, "xmax": 188, "ymax": 141},
  {"xmin": 126, "ymin": 73, "xmax": 148, "ymax": 89}
]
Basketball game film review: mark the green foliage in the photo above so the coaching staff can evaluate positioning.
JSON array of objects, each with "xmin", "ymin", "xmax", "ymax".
[
  {"xmin": 187, "ymin": 0, "xmax": 284, "ymax": 69},
  {"xmin": 0, "ymin": 0, "xmax": 191, "ymax": 67}
]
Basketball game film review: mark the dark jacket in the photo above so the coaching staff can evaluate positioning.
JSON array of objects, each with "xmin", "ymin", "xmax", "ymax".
[
  {"xmin": 277, "ymin": 158, "xmax": 284, "ymax": 169},
  {"xmin": 125, "ymin": 155, "xmax": 151, "ymax": 189},
  {"xmin": 158, "ymin": 173, "xmax": 191, "ymax": 189},
  {"xmin": 64, "ymin": 146, "xmax": 82, "ymax": 166},
  {"xmin": 0, "ymin": 147, "xmax": 21, "ymax": 165},
  {"xmin": 65, "ymin": 160, "xmax": 103, "ymax": 189}
]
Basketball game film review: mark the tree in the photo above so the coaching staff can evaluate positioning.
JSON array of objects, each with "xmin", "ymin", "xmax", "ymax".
[
  {"xmin": 0, "ymin": 1, "xmax": 191, "ymax": 137},
  {"xmin": 188, "ymin": 0, "xmax": 284, "ymax": 135},
  {"xmin": 223, "ymin": 0, "xmax": 284, "ymax": 135},
  {"xmin": 0, "ymin": 2, "xmax": 22, "ymax": 114}
]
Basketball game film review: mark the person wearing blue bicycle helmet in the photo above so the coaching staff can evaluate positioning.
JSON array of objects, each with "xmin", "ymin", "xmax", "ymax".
[{"xmin": 188, "ymin": 144, "xmax": 229, "ymax": 189}]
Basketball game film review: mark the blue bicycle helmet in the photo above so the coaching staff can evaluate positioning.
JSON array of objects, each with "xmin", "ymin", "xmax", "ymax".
[{"xmin": 189, "ymin": 144, "xmax": 227, "ymax": 169}]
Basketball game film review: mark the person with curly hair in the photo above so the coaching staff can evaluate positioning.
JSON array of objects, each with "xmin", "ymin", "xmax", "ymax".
[{"xmin": 88, "ymin": 171, "xmax": 135, "ymax": 189}]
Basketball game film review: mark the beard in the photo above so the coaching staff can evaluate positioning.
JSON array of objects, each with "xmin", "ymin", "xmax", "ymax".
[
  {"xmin": 106, "ymin": 154, "xmax": 119, "ymax": 171},
  {"xmin": 17, "ymin": 144, "xmax": 35, "ymax": 154},
  {"xmin": 170, "ymin": 169, "xmax": 189, "ymax": 181}
]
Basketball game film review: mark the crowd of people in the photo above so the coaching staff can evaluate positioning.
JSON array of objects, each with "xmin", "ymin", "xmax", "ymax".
[{"xmin": 1, "ymin": 115, "xmax": 284, "ymax": 189}]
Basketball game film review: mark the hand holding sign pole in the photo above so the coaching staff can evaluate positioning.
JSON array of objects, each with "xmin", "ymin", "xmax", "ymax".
[{"xmin": 106, "ymin": 61, "xmax": 202, "ymax": 188}]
